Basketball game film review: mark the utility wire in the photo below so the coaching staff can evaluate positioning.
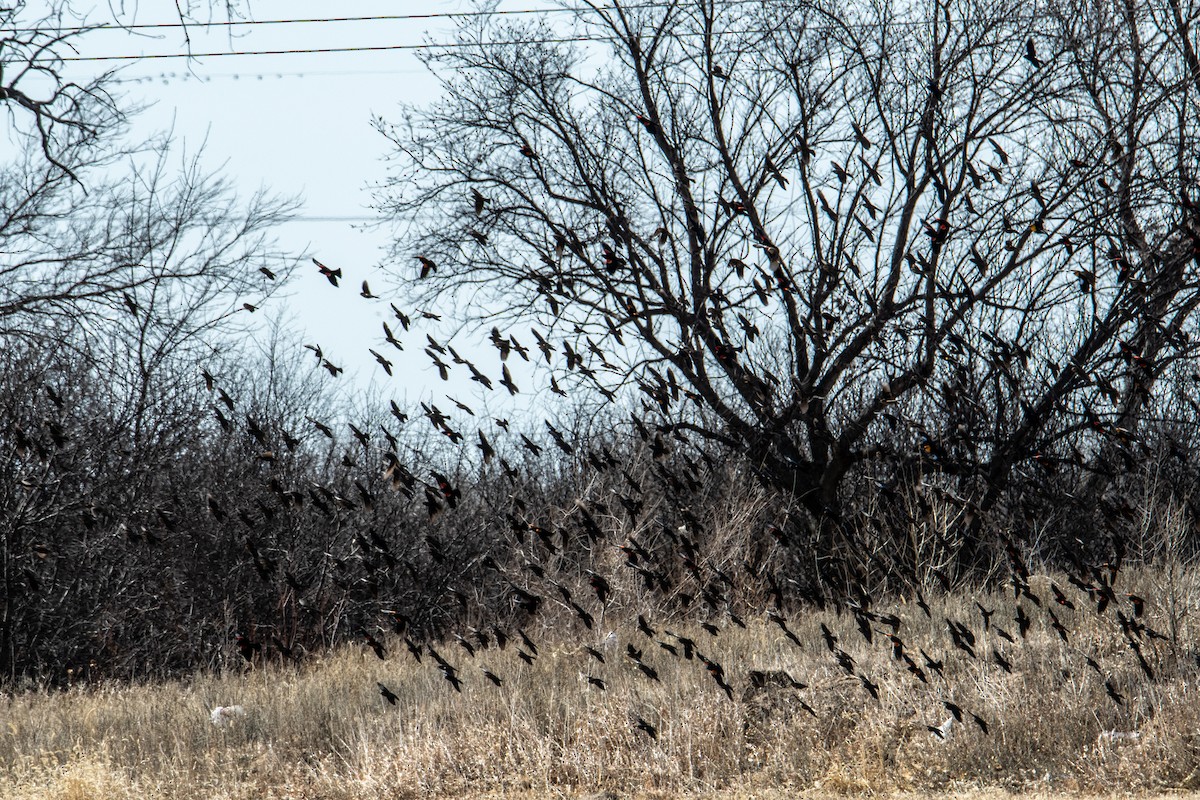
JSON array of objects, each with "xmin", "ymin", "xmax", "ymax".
[
  {"xmin": 1, "ymin": 3, "xmax": 728, "ymax": 34},
  {"xmin": 107, "ymin": 69, "xmax": 424, "ymax": 83},
  {"xmin": 47, "ymin": 19, "xmax": 937, "ymax": 63},
  {"xmin": 55, "ymin": 37, "xmax": 599, "ymax": 62},
  {"xmin": 0, "ymin": 7, "xmax": 569, "ymax": 34}
]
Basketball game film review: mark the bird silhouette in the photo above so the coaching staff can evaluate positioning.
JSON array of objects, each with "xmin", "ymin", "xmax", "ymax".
[
  {"xmin": 634, "ymin": 717, "xmax": 658, "ymax": 740},
  {"xmin": 1024, "ymin": 38, "xmax": 1043, "ymax": 68},
  {"xmin": 313, "ymin": 258, "xmax": 341, "ymax": 286},
  {"xmin": 369, "ymin": 349, "xmax": 394, "ymax": 376}
]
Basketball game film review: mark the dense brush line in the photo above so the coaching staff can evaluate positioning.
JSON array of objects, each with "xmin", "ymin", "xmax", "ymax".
[{"xmin": 3, "ymin": 328, "xmax": 1200, "ymax": 688}]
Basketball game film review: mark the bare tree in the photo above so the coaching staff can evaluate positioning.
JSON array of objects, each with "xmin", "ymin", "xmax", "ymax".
[
  {"xmin": 376, "ymin": 0, "xmax": 1200, "ymax": 577},
  {"xmin": 1, "ymin": 3, "xmax": 293, "ymax": 334},
  {"xmin": 0, "ymin": 0, "xmax": 308, "ymax": 682},
  {"xmin": 0, "ymin": 3, "xmax": 124, "ymax": 181}
]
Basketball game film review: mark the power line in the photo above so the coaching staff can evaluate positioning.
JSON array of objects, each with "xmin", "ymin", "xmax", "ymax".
[
  {"xmin": 283, "ymin": 215, "xmax": 381, "ymax": 223},
  {"xmin": 106, "ymin": 69, "xmax": 424, "ymax": 84},
  {"xmin": 0, "ymin": 6, "xmax": 578, "ymax": 34},
  {"xmin": 4, "ymin": 3, "xmax": 723, "ymax": 35},
  {"xmin": 55, "ymin": 37, "xmax": 598, "ymax": 62},
  {"xmin": 49, "ymin": 20, "xmax": 886, "ymax": 64}
]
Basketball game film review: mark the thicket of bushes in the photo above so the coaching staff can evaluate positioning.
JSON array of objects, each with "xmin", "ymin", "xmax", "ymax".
[{"xmin": 5, "ymin": 322, "xmax": 1200, "ymax": 688}]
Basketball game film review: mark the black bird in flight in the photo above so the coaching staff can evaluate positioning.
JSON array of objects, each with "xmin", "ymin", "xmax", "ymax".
[
  {"xmin": 1025, "ymin": 37, "xmax": 1043, "ymax": 68},
  {"xmin": 634, "ymin": 717, "xmax": 658, "ymax": 740},
  {"xmin": 313, "ymin": 258, "xmax": 341, "ymax": 286},
  {"xmin": 369, "ymin": 349, "xmax": 394, "ymax": 376},
  {"xmin": 364, "ymin": 633, "xmax": 386, "ymax": 659}
]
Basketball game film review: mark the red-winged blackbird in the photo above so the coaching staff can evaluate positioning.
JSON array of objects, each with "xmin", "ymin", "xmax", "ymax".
[
  {"xmin": 634, "ymin": 114, "xmax": 659, "ymax": 135},
  {"xmin": 851, "ymin": 120, "xmax": 872, "ymax": 149},
  {"xmin": 440, "ymin": 667, "xmax": 462, "ymax": 693},
  {"xmin": 976, "ymin": 603, "xmax": 994, "ymax": 630},
  {"xmin": 1015, "ymin": 605, "xmax": 1031, "ymax": 638},
  {"xmin": 517, "ymin": 629, "xmax": 538, "ymax": 655},
  {"xmin": 905, "ymin": 658, "xmax": 928, "ymax": 684},
  {"xmin": 235, "ymin": 633, "xmax": 260, "ymax": 663},
  {"xmin": 1049, "ymin": 611, "xmax": 1069, "ymax": 642},
  {"xmin": 636, "ymin": 662, "xmax": 659, "ymax": 682},
  {"xmin": 588, "ymin": 571, "xmax": 611, "ymax": 605},
  {"xmin": 820, "ymin": 623, "xmax": 837, "ymax": 651},
  {"xmin": 634, "ymin": 717, "xmax": 658, "ymax": 740},
  {"xmin": 364, "ymin": 633, "xmax": 386, "ymax": 660},
  {"xmin": 1024, "ymin": 38, "xmax": 1043, "ymax": 68},
  {"xmin": 378, "ymin": 682, "xmax": 398, "ymax": 705},
  {"xmin": 764, "ymin": 156, "xmax": 787, "ymax": 189},
  {"xmin": 1052, "ymin": 584, "xmax": 1075, "ymax": 609},
  {"xmin": 854, "ymin": 614, "xmax": 873, "ymax": 642},
  {"xmin": 313, "ymin": 258, "xmax": 341, "ymax": 286},
  {"xmin": 369, "ymin": 349, "xmax": 393, "ymax": 376}
]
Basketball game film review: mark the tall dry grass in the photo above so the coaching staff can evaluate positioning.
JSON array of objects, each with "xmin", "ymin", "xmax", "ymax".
[{"xmin": 2, "ymin": 566, "xmax": 1199, "ymax": 799}]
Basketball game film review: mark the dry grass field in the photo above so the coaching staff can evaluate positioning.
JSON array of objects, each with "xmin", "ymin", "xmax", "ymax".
[{"xmin": 3, "ymin": 568, "xmax": 1200, "ymax": 800}]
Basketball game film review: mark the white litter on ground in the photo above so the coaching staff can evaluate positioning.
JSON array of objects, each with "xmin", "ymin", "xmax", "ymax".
[{"xmin": 210, "ymin": 705, "xmax": 246, "ymax": 727}]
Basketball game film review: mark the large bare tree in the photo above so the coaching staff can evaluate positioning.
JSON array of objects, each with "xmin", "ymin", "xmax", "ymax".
[{"xmin": 376, "ymin": 0, "xmax": 1200, "ymax": 574}]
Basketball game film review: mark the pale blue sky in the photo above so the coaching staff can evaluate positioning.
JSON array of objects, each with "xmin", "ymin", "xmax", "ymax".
[{"xmin": 52, "ymin": 0, "xmax": 569, "ymax": 425}]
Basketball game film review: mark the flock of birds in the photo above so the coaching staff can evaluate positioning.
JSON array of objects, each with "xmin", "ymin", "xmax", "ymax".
[
  {"xmin": 199, "ymin": 246, "xmax": 1165, "ymax": 746},
  {"xmin": 219, "ymin": 476, "xmax": 1160, "ymax": 745},
  {"xmin": 199, "ymin": 48, "xmax": 1184, "ymax": 745}
]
